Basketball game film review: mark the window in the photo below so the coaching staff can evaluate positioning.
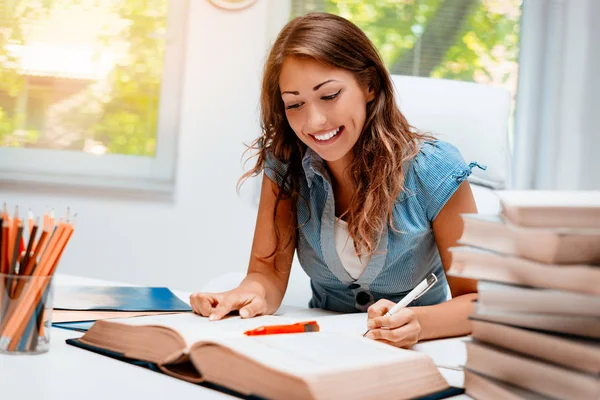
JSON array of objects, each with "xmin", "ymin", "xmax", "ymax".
[
  {"xmin": 291, "ymin": 0, "xmax": 521, "ymax": 109},
  {"xmin": 0, "ymin": 0, "xmax": 188, "ymax": 192}
]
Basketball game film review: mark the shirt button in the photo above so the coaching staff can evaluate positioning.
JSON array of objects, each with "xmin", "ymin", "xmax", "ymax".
[
  {"xmin": 347, "ymin": 283, "xmax": 360, "ymax": 290},
  {"xmin": 356, "ymin": 291, "xmax": 371, "ymax": 306}
]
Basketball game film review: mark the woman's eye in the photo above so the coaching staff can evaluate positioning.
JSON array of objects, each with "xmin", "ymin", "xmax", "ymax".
[
  {"xmin": 322, "ymin": 89, "xmax": 342, "ymax": 101},
  {"xmin": 285, "ymin": 103, "xmax": 302, "ymax": 110}
]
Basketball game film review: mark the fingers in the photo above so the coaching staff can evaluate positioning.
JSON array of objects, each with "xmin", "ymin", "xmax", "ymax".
[
  {"xmin": 367, "ymin": 299, "xmax": 395, "ymax": 319},
  {"xmin": 189, "ymin": 293, "xmax": 223, "ymax": 316},
  {"xmin": 209, "ymin": 294, "xmax": 242, "ymax": 321},
  {"xmin": 239, "ymin": 296, "xmax": 268, "ymax": 319},
  {"xmin": 365, "ymin": 308, "xmax": 421, "ymax": 348},
  {"xmin": 190, "ymin": 290, "xmax": 268, "ymax": 321},
  {"xmin": 365, "ymin": 319, "xmax": 421, "ymax": 348},
  {"xmin": 367, "ymin": 307, "xmax": 413, "ymax": 330}
]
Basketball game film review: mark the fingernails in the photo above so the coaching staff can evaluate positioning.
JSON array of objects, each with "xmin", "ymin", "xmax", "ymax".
[
  {"xmin": 240, "ymin": 309, "xmax": 249, "ymax": 318},
  {"xmin": 209, "ymin": 314, "xmax": 217, "ymax": 321},
  {"xmin": 365, "ymin": 332, "xmax": 374, "ymax": 339},
  {"xmin": 367, "ymin": 320, "xmax": 375, "ymax": 329}
]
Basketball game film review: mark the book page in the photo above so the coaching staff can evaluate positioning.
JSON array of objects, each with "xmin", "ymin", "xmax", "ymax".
[
  {"xmin": 206, "ymin": 332, "xmax": 427, "ymax": 376},
  {"xmin": 412, "ymin": 338, "xmax": 467, "ymax": 370},
  {"xmin": 314, "ymin": 312, "xmax": 368, "ymax": 336},
  {"xmin": 106, "ymin": 313, "xmax": 294, "ymax": 346},
  {"xmin": 314, "ymin": 313, "xmax": 467, "ymax": 369}
]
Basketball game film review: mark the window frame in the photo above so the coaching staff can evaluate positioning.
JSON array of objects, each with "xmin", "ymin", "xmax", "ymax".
[{"xmin": 0, "ymin": 0, "xmax": 189, "ymax": 194}]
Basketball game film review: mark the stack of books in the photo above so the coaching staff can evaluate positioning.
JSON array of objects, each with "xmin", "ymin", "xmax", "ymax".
[{"xmin": 448, "ymin": 190, "xmax": 600, "ymax": 400}]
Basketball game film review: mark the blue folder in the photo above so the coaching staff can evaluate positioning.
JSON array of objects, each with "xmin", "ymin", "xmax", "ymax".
[{"xmin": 53, "ymin": 286, "xmax": 192, "ymax": 312}]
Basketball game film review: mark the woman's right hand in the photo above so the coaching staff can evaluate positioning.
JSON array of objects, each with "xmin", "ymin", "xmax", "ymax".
[{"xmin": 189, "ymin": 288, "xmax": 268, "ymax": 321}]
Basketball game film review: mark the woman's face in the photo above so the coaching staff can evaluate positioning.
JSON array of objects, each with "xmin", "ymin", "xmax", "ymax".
[{"xmin": 279, "ymin": 56, "xmax": 374, "ymax": 164}]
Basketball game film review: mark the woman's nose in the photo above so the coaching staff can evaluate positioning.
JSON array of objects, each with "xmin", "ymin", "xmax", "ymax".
[{"xmin": 304, "ymin": 104, "xmax": 327, "ymax": 133}]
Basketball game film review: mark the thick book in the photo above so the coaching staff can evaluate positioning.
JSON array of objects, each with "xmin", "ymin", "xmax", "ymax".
[
  {"xmin": 447, "ymin": 246, "xmax": 600, "ymax": 296},
  {"xmin": 471, "ymin": 305, "xmax": 600, "ymax": 340},
  {"xmin": 66, "ymin": 314, "xmax": 454, "ymax": 400},
  {"xmin": 496, "ymin": 190, "xmax": 600, "ymax": 229},
  {"xmin": 477, "ymin": 281, "xmax": 600, "ymax": 317},
  {"xmin": 464, "ymin": 369, "xmax": 552, "ymax": 400},
  {"xmin": 465, "ymin": 340, "xmax": 600, "ymax": 400},
  {"xmin": 458, "ymin": 214, "xmax": 600, "ymax": 264},
  {"xmin": 53, "ymin": 285, "xmax": 192, "ymax": 311},
  {"xmin": 470, "ymin": 319, "xmax": 600, "ymax": 375}
]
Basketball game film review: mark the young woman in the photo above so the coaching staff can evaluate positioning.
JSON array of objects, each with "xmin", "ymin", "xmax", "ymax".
[{"xmin": 191, "ymin": 12, "xmax": 482, "ymax": 348}]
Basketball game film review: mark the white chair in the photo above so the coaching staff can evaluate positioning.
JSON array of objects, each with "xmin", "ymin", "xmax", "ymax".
[{"xmin": 390, "ymin": 75, "xmax": 512, "ymax": 214}]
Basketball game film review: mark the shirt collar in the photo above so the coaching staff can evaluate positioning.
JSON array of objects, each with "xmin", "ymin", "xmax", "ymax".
[{"xmin": 302, "ymin": 147, "xmax": 329, "ymax": 187}]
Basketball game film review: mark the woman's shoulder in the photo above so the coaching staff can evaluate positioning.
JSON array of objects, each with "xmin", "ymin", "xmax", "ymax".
[
  {"xmin": 403, "ymin": 139, "xmax": 483, "ymax": 221},
  {"xmin": 409, "ymin": 139, "xmax": 476, "ymax": 182},
  {"xmin": 413, "ymin": 140, "xmax": 463, "ymax": 167}
]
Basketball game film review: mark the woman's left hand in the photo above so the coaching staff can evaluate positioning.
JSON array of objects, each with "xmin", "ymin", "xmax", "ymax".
[{"xmin": 365, "ymin": 299, "xmax": 421, "ymax": 348}]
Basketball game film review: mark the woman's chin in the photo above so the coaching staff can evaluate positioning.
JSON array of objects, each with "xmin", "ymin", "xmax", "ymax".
[{"xmin": 312, "ymin": 147, "xmax": 353, "ymax": 164}]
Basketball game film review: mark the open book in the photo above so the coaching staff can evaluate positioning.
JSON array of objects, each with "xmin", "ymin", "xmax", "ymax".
[{"xmin": 67, "ymin": 313, "xmax": 453, "ymax": 400}]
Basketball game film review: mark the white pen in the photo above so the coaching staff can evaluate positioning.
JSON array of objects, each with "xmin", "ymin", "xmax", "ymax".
[{"xmin": 363, "ymin": 273, "xmax": 438, "ymax": 337}]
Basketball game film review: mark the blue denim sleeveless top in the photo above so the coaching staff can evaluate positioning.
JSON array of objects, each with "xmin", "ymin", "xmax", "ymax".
[{"xmin": 265, "ymin": 140, "xmax": 484, "ymax": 313}]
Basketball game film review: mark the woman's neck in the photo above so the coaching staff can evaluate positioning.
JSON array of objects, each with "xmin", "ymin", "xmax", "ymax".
[
  {"xmin": 326, "ymin": 152, "xmax": 355, "ymax": 218},
  {"xmin": 326, "ymin": 152, "xmax": 353, "ymax": 188}
]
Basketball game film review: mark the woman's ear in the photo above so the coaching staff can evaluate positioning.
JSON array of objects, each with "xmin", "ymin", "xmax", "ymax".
[
  {"xmin": 366, "ymin": 84, "xmax": 376, "ymax": 103},
  {"xmin": 364, "ymin": 66, "xmax": 378, "ymax": 103}
]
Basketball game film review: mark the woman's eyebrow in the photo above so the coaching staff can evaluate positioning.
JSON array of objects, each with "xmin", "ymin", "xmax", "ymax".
[
  {"xmin": 281, "ymin": 79, "xmax": 340, "ymax": 96},
  {"xmin": 313, "ymin": 79, "xmax": 339, "ymax": 91}
]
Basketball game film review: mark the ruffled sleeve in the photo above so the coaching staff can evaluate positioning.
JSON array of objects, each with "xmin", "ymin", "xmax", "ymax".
[
  {"xmin": 412, "ymin": 140, "xmax": 486, "ymax": 221},
  {"xmin": 264, "ymin": 151, "xmax": 291, "ymax": 191}
]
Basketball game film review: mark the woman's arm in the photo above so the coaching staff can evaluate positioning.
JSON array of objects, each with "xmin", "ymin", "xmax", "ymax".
[
  {"xmin": 366, "ymin": 181, "xmax": 478, "ymax": 346},
  {"xmin": 190, "ymin": 174, "xmax": 297, "ymax": 319},
  {"xmin": 239, "ymin": 174, "xmax": 298, "ymax": 313},
  {"xmin": 414, "ymin": 180, "xmax": 478, "ymax": 339}
]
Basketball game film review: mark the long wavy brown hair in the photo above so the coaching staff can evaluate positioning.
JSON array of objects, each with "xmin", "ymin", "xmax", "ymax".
[{"xmin": 240, "ymin": 12, "xmax": 432, "ymax": 258}]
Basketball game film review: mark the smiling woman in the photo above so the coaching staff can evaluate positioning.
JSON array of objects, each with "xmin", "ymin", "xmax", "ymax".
[{"xmin": 191, "ymin": 12, "xmax": 481, "ymax": 350}]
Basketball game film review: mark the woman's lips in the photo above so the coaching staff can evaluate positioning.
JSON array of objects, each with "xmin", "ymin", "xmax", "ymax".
[{"xmin": 310, "ymin": 126, "xmax": 344, "ymax": 145}]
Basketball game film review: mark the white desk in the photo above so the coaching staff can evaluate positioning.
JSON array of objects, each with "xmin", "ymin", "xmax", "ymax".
[{"xmin": 0, "ymin": 274, "xmax": 470, "ymax": 400}]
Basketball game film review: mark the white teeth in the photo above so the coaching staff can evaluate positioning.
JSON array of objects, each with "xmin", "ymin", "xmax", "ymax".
[{"xmin": 314, "ymin": 127, "xmax": 340, "ymax": 141}]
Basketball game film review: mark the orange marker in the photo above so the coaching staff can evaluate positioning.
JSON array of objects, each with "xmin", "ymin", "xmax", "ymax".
[{"xmin": 244, "ymin": 321, "xmax": 320, "ymax": 336}]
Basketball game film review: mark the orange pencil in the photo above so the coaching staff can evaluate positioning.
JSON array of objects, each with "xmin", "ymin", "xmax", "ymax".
[
  {"xmin": 244, "ymin": 321, "xmax": 320, "ymax": 336},
  {"xmin": 35, "ymin": 220, "xmax": 68, "ymax": 275}
]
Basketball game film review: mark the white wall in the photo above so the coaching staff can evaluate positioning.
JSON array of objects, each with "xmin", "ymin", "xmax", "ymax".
[{"xmin": 0, "ymin": 0, "xmax": 291, "ymax": 292}]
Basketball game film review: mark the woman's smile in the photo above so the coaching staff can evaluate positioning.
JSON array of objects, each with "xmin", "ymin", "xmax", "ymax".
[{"xmin": 308, "ymin": 125, "xmax": 344, "ymax": 145}]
